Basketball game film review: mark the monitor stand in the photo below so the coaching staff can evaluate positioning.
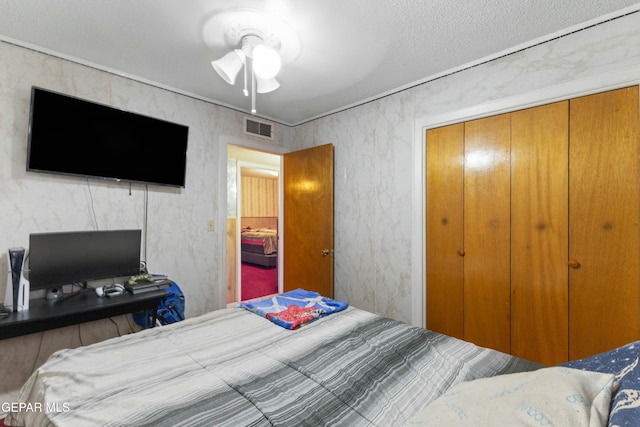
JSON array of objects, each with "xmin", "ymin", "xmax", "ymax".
[
  {"xmin": 45, "ymin": 288, "xmax": 62, "ymax": 300},
  {"xmin": 52, "ymin": 282, "xmax": 89, "ymax": 303}
]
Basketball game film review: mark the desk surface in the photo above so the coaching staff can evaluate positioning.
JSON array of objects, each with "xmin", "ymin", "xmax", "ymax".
[{"xmin": 0, "ymin": 290, "xmax": 167, "ymax": 340}]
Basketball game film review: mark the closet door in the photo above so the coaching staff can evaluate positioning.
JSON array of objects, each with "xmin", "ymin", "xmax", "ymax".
[
  {"xmin": 425, "ymin": 124, "xmax": 464, "ymax": 339},
  {"xmin": 511, "ymin": 101, "xmax": 569, "ymax": 365},
  {"xmin": 463, "ymin": 114, "xmax": 511, "ymax": 353},
  {"xmin": 569, "ymin": 87, "xmax": 640, "ymax": 360}
]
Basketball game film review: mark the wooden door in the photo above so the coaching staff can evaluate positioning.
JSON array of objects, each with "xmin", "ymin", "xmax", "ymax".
[
  {"xmin": 283, "ymin": 144, "xmax": 334, "ymax": 298},
  {"xmin": 511, "ymin": 101, "xmax": 569, "ymax": 365},
  {"xmin": 569, "ymin": 86, "xmax": 640, "ymax": 359},
  {"xmin": 463, "ymin": 114, "xmax": 512, "ymax": 354},
  {"xmin": 425, "ymin": 124, "xmax": 465, "ymax": 339}
]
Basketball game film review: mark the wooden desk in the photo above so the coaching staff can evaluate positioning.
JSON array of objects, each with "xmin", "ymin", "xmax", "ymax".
[{"xmin": 0, "ymin": 289, "xmax": 166, "ymax": 340}]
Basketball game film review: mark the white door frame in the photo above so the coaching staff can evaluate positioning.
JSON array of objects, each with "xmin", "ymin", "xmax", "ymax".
[
  {"xmin": 217, "ymin": 134, "xmax": 287, "ymax": 309},
  {"xmin": 411, "ymin": 64, "xmax": 640, "ymax": 328}
]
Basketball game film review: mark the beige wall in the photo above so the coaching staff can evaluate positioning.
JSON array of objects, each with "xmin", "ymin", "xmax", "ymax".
[{"xmin": 241, "ymin": 176, "xmax": 279, "ymax": 217}]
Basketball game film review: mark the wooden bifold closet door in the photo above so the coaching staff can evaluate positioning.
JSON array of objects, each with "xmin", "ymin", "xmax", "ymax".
[
  {"xmin": 426, "ymin": 86, "xmax": 640, "ymax": 365},
  {"xmin": 569, "ymin": 87, "xmax": 640, "ymax": 360},
  {"xmin": 425, "ymin": 124, "xmax": 464, "ymax": 339},
  {"xmin": 510, "ymin": 101, "xmax": 569, "ymax": 365},
  {"xmin": 463, "ymin": 114, "xmax": 511, "ymax": 355}
]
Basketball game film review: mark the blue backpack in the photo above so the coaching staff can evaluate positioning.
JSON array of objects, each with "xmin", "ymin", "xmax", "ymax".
[{"xmin": 132, "ymin": 281, "xmax": 185, "ymax": 328}]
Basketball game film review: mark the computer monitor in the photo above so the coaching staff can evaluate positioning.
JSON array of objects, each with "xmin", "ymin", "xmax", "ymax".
[{"xmin": 28, "ymin": 229, "xmax": 142, "ymax": 291}]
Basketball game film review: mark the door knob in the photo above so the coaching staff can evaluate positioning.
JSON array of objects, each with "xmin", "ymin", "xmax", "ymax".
[
  {"xmin": 321, "ymin": 249, "xmax": 334, "ymax": 256},
  {"xmin": 568, "ymin": 259, "xmax": 581, "ymax": 269},
  {"xmin": 457, "ymin": 249, "xmax": 465, "ymax": 257}
]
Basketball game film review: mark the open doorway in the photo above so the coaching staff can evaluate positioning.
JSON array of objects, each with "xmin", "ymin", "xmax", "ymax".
[{"xmin": 226, "ymin": 145, "xmax": 281, "ymax": 304}]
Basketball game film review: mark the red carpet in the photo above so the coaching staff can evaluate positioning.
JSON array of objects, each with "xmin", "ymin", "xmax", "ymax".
[{"xmin": 241, "ymin": 263, "xmax": 277, "ymax": 301}]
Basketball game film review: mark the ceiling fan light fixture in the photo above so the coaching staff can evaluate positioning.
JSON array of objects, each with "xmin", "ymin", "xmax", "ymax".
[
  {"xmin": 252, "ymin": 44, "xmax": 281, "ymax": 79},
  {"xmin": 211, "ymin": 49, "xmax": 245, "ymax": 85},
  {"xmin": 256, "ymin": 76, "xmax": 280, "ymax": 94},
  {"xmin": 211, "ymin": 37, "xmax": 282, "ymax": 114},
  {"xmin": 204, "ymin": 9, "xmax": 301, "ymax": 114}
]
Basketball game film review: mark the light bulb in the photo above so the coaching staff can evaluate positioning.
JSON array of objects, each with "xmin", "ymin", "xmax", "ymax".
[{"xmin": 252, "ymin": 44, "xmax": 281, "ymax": 79}]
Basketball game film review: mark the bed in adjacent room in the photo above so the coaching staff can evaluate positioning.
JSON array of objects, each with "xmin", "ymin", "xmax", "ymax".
[
  {"xmin": 241, "ymin": 226, "xmax": 278, "ymax": 268},
  {"xmin": 4, "ymin": 290, "xmax": 640, "ymax": 427}
]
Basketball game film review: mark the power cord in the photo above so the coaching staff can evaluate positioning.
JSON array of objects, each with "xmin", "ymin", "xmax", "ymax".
[
  {"xmin": 143, "ymin": 184, "xmax": 149, "ymax": 266},
  {"xmin": 86, "ymin": 178, "xmax": 99, "ymax": 230},
  {"xmin": 109, "ymin": 317, "xmax": 122, "ymax": 336}
]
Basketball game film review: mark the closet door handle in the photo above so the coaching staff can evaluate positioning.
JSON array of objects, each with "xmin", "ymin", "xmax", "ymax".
[
  {"xmin": 568, "ymin": 259, "xmax": 581, "ymax": 269},
  {"xmin": 457, "ymin": 249, "xmax": 466, "ymax": 257}
]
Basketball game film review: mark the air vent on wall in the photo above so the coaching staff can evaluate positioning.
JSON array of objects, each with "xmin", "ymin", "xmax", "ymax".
[{"xmin": 244, "ymin": 116, "xmax": 274, "ymax": 140}]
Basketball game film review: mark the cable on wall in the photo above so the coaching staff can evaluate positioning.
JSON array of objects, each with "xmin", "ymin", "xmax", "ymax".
[
  {"xmin": 143, "ymin": 184, "xmax": 149, "ymax": 268},
  {"xmin": 86, "ymin": 178, "xmax": 99, "ymax": 230},
  {"xmin": 84, "ymin": 178, "xmax": 150, "ymax": 270}
]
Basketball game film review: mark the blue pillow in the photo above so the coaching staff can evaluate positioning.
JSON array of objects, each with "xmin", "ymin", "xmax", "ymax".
[{"xmin": 562, "ymin": 341, "xmax": 640, "ymax": 427}]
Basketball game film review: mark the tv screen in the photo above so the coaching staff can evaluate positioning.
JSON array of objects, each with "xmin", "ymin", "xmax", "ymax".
[
  {"xmin": 28, "ymin": 230, "xmax": 142, "ymax": 291},
  {"xmin": 27, "ymin": 87, "xmax": 189, "ymax": 188}
]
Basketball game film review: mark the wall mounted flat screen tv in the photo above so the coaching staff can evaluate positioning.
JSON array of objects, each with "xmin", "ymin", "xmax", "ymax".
[
  {"xmin": 27, "ymin": 87, "xmax": 189, "ymax": 188},
  {"xmin": 28, "ymin": 229, "xmax": 142, "ymax": 291}
]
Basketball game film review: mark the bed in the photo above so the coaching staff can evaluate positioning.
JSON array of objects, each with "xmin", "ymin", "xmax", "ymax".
[
  {"xmin": 241, "ymin": 227, "xmax": 278, "ymax": 268},
  {"xmin": 4, "ymin": 290, "xmax": 640, "ymax": 426}
]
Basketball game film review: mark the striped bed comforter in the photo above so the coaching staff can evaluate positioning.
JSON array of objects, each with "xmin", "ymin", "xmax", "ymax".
[{"xmin": 6, "ymin": 307, "xmax": 539, "ymax": 427}]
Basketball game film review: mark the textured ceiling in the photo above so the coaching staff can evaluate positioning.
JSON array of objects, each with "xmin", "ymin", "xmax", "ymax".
[{"xmin": 0, "ymin": 1, "xmax": 639, "ymax": 125}]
